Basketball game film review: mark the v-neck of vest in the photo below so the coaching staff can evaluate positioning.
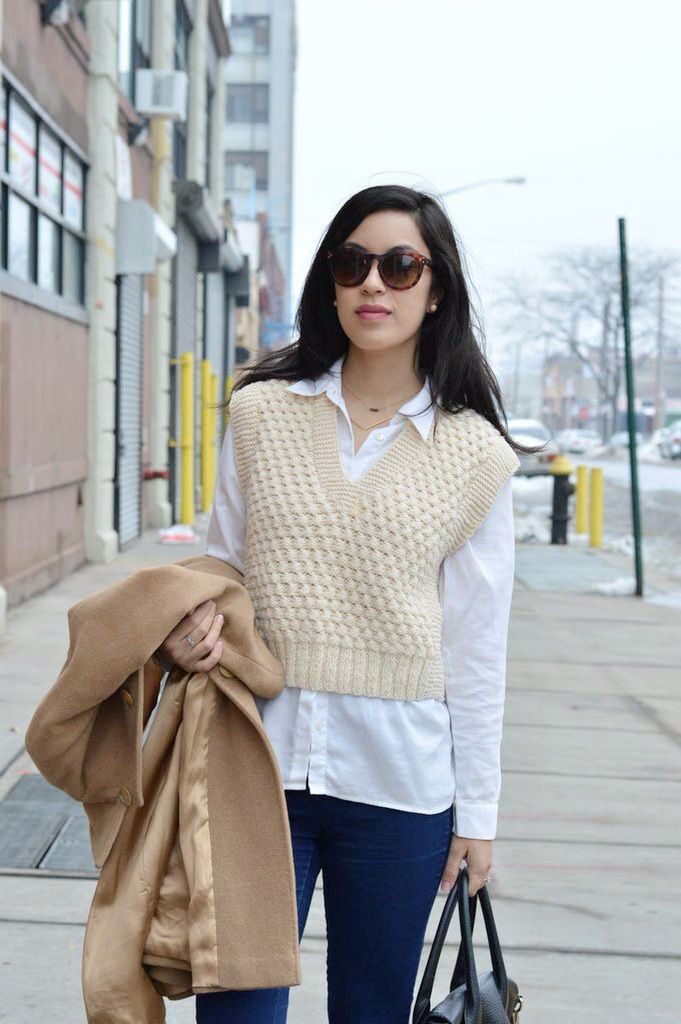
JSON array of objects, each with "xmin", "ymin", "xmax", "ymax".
[{"xmin": 310, "ymin": 389, "xmax": 432, "ymax": 499}]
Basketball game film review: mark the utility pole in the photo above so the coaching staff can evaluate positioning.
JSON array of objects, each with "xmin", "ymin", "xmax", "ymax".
[
  {"xmin": 654, "ymin": 275, "xmax": 666, "ymax": 431},
  {"xmin": 618, "ymin": 217, "xmax": 644, "ymax": 597}
]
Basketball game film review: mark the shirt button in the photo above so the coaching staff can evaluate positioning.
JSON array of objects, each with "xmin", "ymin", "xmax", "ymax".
[
  {"xmin": 375, "ymin": 431, "xmax": 384, "ymax": 440},
  {"xmin": 120, "ymin": 688, "xmax": 134, "ymax": 707},
  {"xmin": 117, "ymin": 786, "xmax": 132, "ymax": 806},
  {"xmin": 314, "ymin": 721, "xmax": 323, "ymax": 731}
]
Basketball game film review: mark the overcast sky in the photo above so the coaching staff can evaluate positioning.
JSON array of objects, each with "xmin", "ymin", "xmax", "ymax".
[{"xmin": 290, "ymin": 0, "xmax": 680, "ymax": 364}]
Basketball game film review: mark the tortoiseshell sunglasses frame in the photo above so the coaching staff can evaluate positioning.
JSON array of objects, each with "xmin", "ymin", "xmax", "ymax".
[{"xmin": 326, "ymin": 246, "xmax": 433, "ymax": 290}]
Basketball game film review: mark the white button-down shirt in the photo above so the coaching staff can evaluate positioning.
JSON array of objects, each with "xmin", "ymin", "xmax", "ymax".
[{"xmin": 205, "ymin": 356, "xmax": 515, "ymax": 839}]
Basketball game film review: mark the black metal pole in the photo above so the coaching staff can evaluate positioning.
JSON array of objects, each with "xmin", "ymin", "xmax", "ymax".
[{"xmin": 617, "ymin": 217, "xmax": 644, "ymax": 597}]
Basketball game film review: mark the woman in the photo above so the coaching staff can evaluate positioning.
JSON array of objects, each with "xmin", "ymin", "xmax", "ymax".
[{"xmin": 155, "ymin": 184, "xmax": 530, "ymax": 1024}]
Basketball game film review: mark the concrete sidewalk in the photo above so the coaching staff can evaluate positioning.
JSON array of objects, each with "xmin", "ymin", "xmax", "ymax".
[{"xmin": 1, "ymin": 523, "xmax": 680, "ymax": 1022}]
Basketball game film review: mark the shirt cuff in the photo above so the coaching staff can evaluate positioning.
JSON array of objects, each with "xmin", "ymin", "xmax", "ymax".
[{"xmin": 453, "ymin": 800, "xmax": 498, "ymax": 840}]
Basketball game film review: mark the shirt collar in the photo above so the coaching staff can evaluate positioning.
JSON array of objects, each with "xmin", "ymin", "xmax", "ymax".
[{"xmin": 286, "ymin": 355, "xmax": 435, "ymax": 443}]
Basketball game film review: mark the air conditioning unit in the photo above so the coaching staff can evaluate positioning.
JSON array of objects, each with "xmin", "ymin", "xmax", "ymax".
[{"xmin": 134, "ymin": 69, "xmax": 188, "ymax": 121}]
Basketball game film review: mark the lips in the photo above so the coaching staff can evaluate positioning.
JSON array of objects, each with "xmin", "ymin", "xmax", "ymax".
[{"xmin": 356, "ymin": 305, "xmax": 391, "ymax": 321}]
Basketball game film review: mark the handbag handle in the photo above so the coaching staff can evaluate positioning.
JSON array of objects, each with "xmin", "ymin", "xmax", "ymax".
[
  {"xmin": 412, "ymin": 866, "xmax": 481, "ymax": 1024},
  {"xmin": 448, "ymin": 880, "xmax": 509, "ymax": 997}
]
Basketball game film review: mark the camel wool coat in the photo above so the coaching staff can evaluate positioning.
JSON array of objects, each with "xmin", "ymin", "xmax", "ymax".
[{"xmin": 24, "ymin": 554, "xmax": 302, "ymax": 1024}]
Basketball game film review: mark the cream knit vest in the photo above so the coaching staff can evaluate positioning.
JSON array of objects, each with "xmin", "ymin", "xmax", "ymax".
[{"xmin": 230, "ymin": 378, "xmax": 520, "ymax": 701}]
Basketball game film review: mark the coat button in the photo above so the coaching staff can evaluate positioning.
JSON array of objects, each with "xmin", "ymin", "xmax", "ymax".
[
  {"xmin": 117, "ymin": 786, "xmax": 132, "ymax": 806},
  {"xmin": 120, "ymin": 688, "xmax": 134, "ymax": 707}
]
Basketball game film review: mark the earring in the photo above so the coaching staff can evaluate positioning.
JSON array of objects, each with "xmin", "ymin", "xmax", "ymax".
[
  {"xmin": 429, "ymin": 303, "xmax": 437, "ymax": 312},
  {"xmin": 333, "ymin": 300, "xmax": 337, "ymax": 306}
]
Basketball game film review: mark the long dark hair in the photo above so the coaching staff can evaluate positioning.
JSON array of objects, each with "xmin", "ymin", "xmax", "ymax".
[{"xmin": 228, "ymin": 184, "xmax": 536, "ymax": 455}]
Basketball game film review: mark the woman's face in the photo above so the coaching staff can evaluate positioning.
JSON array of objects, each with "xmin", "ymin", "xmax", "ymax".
[{"xmin": 332, "ymin": 210, "xmax": 440, "ymax": 355}]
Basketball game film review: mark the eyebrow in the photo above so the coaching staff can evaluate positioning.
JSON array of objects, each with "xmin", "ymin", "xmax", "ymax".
[{"xmin": 344, "ymin": 242, "xmax": 417, "ymax": 252}]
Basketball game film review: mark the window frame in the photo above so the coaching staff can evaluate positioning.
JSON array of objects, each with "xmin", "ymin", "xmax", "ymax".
[
  {"xmin": 0, "ymin": 73, "xmax": 87, "ymax": 306},
  {"xmin": 226, "ymin": 83, "xmax": 269, "ymax": 125},
  {"xmin": 223, "ymin": 150, "xmax": 269, "ymax": 192},
  {"xmin": 230, "ymin": 15, "xmax": 270, "ymax": 55},
  {"xmin": 173, "ymin": 0, "xmax": 192, "ymax": 180},
  {"xmin": 117, "ymin": 0, "xmax": 152, "ymax": 105}
]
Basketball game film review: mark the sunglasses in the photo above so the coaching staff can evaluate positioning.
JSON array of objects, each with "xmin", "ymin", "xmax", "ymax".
[{"xmin": 326, "ymin": 245, "xmax": 433, "ymax": 290}]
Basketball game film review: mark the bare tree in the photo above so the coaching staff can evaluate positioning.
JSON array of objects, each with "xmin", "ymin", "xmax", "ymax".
[{"xmin": 494, "ymin": 246, "xmax": 681, "ymax": 437}]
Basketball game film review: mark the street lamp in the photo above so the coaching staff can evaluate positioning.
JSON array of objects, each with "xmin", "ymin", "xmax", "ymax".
[{"xmin": 440, "ymin": 176, "xmax": 527, "ymax": 197}]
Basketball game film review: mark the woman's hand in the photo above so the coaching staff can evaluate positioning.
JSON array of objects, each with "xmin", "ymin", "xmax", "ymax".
[
  {"xmin": 440, "ymin": 835, "xmax": 492, "ymax": 898},
  {"xmin": 154, "ymin": 600, "xmax": 224, "ymax": 675}
]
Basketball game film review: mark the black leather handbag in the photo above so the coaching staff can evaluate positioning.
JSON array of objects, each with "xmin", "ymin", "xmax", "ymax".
[{"xmin": 412, "ymin": 866, "xmax": 523, "ymax": 1024}]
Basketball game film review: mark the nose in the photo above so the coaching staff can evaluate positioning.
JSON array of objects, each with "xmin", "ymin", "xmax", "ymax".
[{"xmin": 361, "ymin": 257, "xmax": 385, "ymax": 294}]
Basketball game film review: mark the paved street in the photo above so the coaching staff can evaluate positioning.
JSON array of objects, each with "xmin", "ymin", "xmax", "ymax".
[{"xmin": 1, "ymin": 518, "xmax": 680, "ymax": 1023}]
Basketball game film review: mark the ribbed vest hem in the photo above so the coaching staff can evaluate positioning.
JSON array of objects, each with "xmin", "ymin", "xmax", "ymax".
[{"xmin": 266, "ymin": 638, "xmax": 446, "ymax": 702}]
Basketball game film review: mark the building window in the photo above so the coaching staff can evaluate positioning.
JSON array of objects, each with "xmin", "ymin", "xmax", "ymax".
[
  {"xmin": 205, "ymin": 81, "xmax": 214, "ymax": 190},
  {"xmin": 63, "ymin": 151, "xmax": 84, "ymax": 229},
  {"xmin": 37, "ymin": 213, "xmax": 60, "ymax": 292},
  {"xmin": 118, "ymin": 0, "xmax": 152, "ymax": 103},
  {"xmin": 174, "ymin": 0, "xmax": 191, "ymax": 72},
  {"xmin": 226, "ymin": 84, "xmax": 269, "ymax": 124},
  {"xmin": 39, "ymin": 126, "xmax": 62, "ymax": 213},
  {"xmin": 62, "ymin": 232, "xmax": 84, "ymax": 303},
  {"xmin": 7, "ymin": 191, "xmax": 33, "ymax": 280},
  {"xmin": 173, "ymin": 0, "xmax": 192, "ymax": 179},
  {"xmin": 8, "ymin": 93, "xmax": 37, "ymax": 192},
  {"xmin": 0, "ymin": 82, "xmax": 6, "ymax": 174},
  {"xmin": 224, "ymin": 150, "xmax": 268, "ymax": 192},
  {"xmin": 230, "ymin": 15, "xmax": 270, "ymax": 55},
  {"xmin": 0, "ymin": 79, "xmax": 86, "ymax": 304},
  {"xmin": 0, "ymin": 83, "xmax": 5, "ymax": 262}
]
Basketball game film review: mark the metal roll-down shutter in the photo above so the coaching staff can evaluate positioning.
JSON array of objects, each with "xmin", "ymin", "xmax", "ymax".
[{"xmin": 114, "ymin": 274, "xmax": 144, "ymax": 548}]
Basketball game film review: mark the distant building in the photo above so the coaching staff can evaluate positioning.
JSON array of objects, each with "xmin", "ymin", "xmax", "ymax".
[
  {"xmin": 541, "ymin": 354, "xmax": 600, "ymax": 434},
  {"xmin": 541, "ymin": 348, "xmax": 681, "ymax": 437},
  {"xmin": 222, "ymin": 0, "xmax": 297, "ymax": 351}
]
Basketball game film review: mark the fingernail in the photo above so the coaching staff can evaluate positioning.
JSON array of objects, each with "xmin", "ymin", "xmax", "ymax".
[
  {"xmin": 441, "ymin": 880, "xmax": 452, "ymax": 893},
  {"xmin": 217, "ymin": 614, "xmax": 224, "ymax": 624}
]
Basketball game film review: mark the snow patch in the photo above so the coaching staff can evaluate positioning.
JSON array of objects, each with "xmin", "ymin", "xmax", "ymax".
[{"xmin": 586, "ymin": 576, "xmax": 636, "ymax": 596}]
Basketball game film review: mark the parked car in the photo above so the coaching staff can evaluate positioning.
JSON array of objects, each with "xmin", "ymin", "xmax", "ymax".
[
  {"xmin": 660, "ymin": 419, "xmax": 681, "ymax": 460},
  {"xmin": 606, "ymin": 430, "xmax": 644, "ymax": 451},
  {"xmin": 555, "ymin": 428, "xmax": 602, "ymax": 454},
  {"xmin": 555, "ymin": 428, "xmax": 574, "ymax": 450},
  {"xmin": 507, "ymin": 418, "xmax": 558, "ymax": 476},
  {"xmin": 651, "ymin": 427, "xmax": 669, "ymax": 450}
]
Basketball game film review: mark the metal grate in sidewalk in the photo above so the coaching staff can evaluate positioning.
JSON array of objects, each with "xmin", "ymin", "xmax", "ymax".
[{"xmin": 0, "ymin": 773, "xmax": 97, "ymax": 876}]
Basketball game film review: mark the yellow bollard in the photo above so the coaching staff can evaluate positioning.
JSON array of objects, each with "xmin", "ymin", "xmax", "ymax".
[
  {"xmin": 575, "ymin": 464, "xmax": 588, "ymax": 534},
  {"xmin": 589, "ymin": 467, "xmax": 603, "ymax": 548},
  {"xmin": 179, "ymin": 352, "xmax": 195, "ymax": 525},
  {"xmin": 200, "ymin": 359, "xmax": 211, "ymax": 513}
]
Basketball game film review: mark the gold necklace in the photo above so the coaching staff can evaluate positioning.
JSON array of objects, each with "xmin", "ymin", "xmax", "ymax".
[
  {"xmin": 346, "ymin": 410, "xmax": 397, "ymax": 430},
  {"xmin": 342, "ymin": 385, "xmax": 421, "ymax": 430},
  {"xmin": 341, "ymin": 377, "xmax": 421, "ymax": 413}
]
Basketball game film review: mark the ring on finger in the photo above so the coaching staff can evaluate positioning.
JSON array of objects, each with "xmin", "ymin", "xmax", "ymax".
[{"xmin": 186, "ymin": 633, "xmax": 197, "ymax": 648}]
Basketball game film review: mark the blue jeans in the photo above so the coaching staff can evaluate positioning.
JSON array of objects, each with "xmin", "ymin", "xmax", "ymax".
[{"xmin": 196, "ymin": 781, "xmax": 453, "ymax": 1024}]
